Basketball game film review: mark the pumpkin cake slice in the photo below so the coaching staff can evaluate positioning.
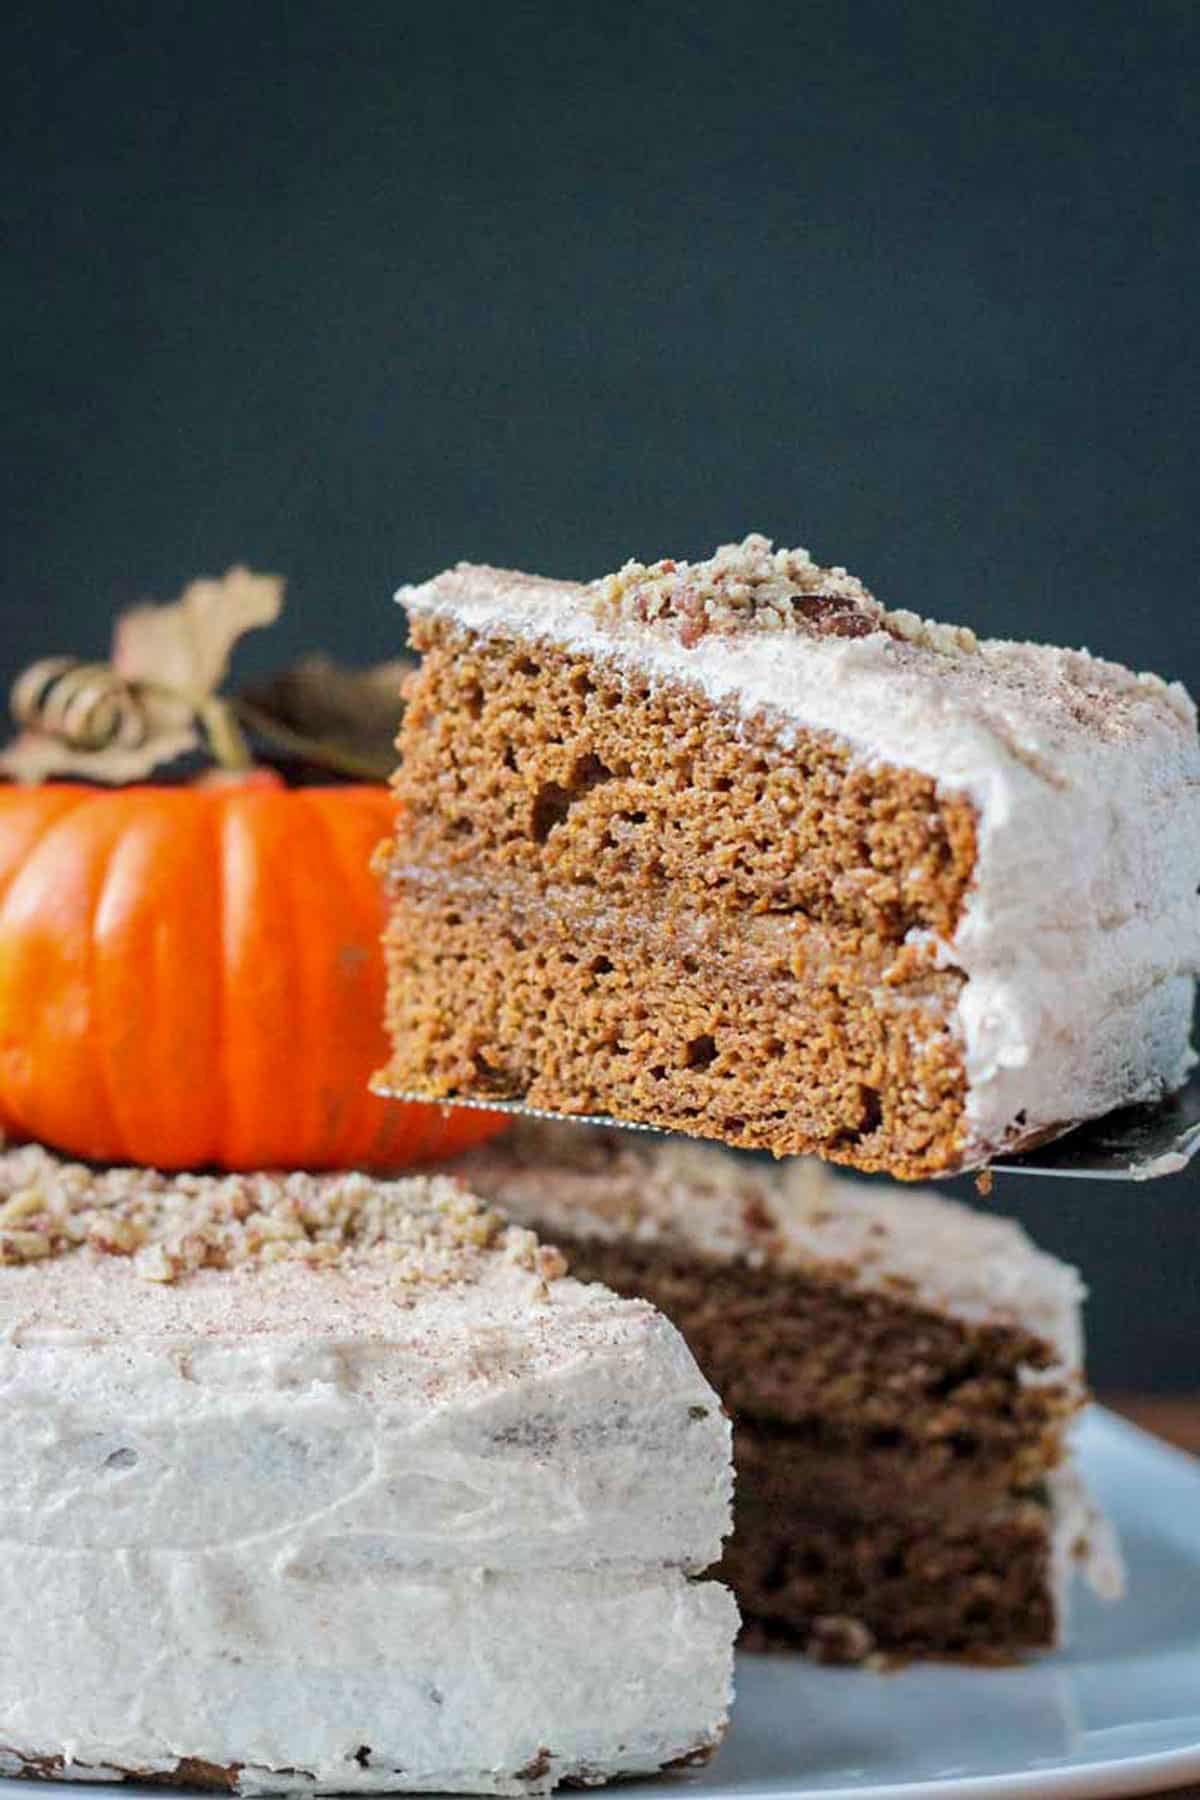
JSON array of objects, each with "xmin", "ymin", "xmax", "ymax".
[
  {"xmin": 0, "ymin": 1143, "xmax": 737, "ymax": 1795},
  {"xmin": 379, "ymin": 533, "xmax": 1200, "ymax": 1178},
  {"xmin": 449, "ymin": 1121, "xmax": 1123, "ymax": 1662}
]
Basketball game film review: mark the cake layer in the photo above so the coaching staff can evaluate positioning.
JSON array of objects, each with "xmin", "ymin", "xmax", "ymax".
[
  {"xmin": 383, "ymin": 876, "xmax": 969, "ymax": 1175},
  {"xmin": 0, "ymin": 1563, "xmax": 735, "ymax": 1793},
  {"xmin": 0, "ymin": 1147, "xmax": 737, "ymax": 1791},
  {"xmin": 726, "ymin": 1470, "xmax": 1057, "ymax": 1661},
  {"xmin": 728, "ymin": 1452, "xmax": 1117, "ymax": 1663},
  {"xmin": 398, "ymin": 618, "xmax": 977, "ymax": 939},
  {"xmin": 725, "ymin": 1420, "xmax": 1048, "ymax": 1524},
  {"xmin": 448, "ymin": 1125, "xmax": 1083, "ymax": 1359},
  {"xmin": 449, "ymin": 1123, "xmax": 1119, "ymax": 1660},
  {"xmin": 389, "ymin": 538, "xmax": 1200, "ymax": 1174},
  {"xmin": 454, "ymin": 1128, "xmax": 1081, "ymax": 1498}
]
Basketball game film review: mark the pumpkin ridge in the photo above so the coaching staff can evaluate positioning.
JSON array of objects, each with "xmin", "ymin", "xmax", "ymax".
[
  {"xmin": 0, "ymin": 788, "xmax": 92, "ymax": 910},
  {"xmin": 213, "ymin": 792, "xmax": 238, "ymax": 1169},
  {"xmin": 94, "ymin": 790, "xmax": 223, "ymax": 1169},
  {"xmin": 295, "ymin": 786, "xmax": 396, "ymax": 1168},
  {"xmin": 89, "ymin": 798, "xmax": 142, "ymax": 1167},
  {"xmin": 219, "ymin": 787, "xmax": 303, "ymax": 1170},
  {"xmin": 274, "ymin": 791, "xmax": 332, "ymax": 1168},
  {"xmin": 27, "ymin": 799, "xmax": 129, "ymax": 1156},
  {"xmin": 0, "ymin": 793, "xmax": 94, "ymax": 1144}
]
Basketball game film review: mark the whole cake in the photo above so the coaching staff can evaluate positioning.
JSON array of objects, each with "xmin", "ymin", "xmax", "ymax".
[
  {"xmin": 0, "ymin": 1145, "xmax": 736, "ymax": 1794},
  {"xmin": 451, "ymin": 1122, "xmax": 1122, "ymax": 1662},
  {"xmin": 379, "ymin": 534, "xmax": 1200, "ymax": 1177}
]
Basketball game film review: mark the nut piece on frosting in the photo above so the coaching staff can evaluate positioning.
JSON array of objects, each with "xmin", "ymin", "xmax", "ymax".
[
  {"xmin": 589, "ymin": 532, "xmax": 980, "ymax": 656},
  {"xmin": 0, "ymin": 1141, "xmax": 558, "ymax": 1289}
]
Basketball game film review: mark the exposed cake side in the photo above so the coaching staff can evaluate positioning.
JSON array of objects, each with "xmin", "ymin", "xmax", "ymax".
[
  {"xmin": 449, "ymin": 1121, "xmax": 1084, "ymax": 1362},
  {"xmin": 0, "ymin": 1147, "xmax": 736, "ymax": 1793},
  {"xmin": 384, "ymin": 620, "xmax": 980, "ymax": 1174},
  {"xmin": 395, "ymin": 539, "xmax": 1200, "ymax": 1167},
  {"xmin": 451, "ymin": 1122, "xmax": 1119, "ymax": 1660}
]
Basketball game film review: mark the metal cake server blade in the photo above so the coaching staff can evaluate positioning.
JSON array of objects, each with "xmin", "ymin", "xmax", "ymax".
[
  {"xmin": 376, "ymin": 1065, "xmax": 1200, "ymax": 1181},
  {"xmin": 989, "ymin": 1068, "xmax": 1200, "ymax": 1180}
]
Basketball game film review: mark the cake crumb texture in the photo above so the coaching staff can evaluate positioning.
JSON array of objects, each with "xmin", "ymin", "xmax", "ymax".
[
  {"xmin": 388, "ymin": 538, "xmax": 1200, "ymax": 1174},
  {"xmin": 383, "ymin": 619, "xmax": 979, "ymax": 1178},
  {"xmin": 452, "ymin": 1122, "xmax": 1096, "ymax": 1660}
]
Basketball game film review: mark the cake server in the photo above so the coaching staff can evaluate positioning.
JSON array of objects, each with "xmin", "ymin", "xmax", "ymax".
[{"xmin": 375, "ymin": 1063, "xmax": 1200, "ymax": 1182}]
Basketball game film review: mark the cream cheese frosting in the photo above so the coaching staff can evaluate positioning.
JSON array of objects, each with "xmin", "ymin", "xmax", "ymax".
[
  {"xmin": 449, "ymin": 1121, "xmax": 1086, "ymax": 1369},
  {"xmin": 399, "ymin": 537, "xmax": 1200, "ymax": 1163},
  {"xmin": 0, "ymin": 1150, "xmax": 737, "ymax": 1792},
  {"xmin": 449, "ymin": 1121, "xmax": 1121, "ymax": 1623}
]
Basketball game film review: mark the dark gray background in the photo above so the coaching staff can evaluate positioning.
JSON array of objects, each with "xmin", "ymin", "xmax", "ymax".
[{"xmin": 3, "ymin": 0, "xmax": 1197, "ymax": 1389}]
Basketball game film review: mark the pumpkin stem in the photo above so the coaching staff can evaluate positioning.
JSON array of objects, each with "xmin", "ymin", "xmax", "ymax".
[{"xmin": 197, "ymin": 695, "xmax": 256, "ymax": 772}]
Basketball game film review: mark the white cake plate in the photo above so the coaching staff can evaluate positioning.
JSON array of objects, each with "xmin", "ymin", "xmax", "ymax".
[
  {"xmin": 678, "ymin": 1408, "xmax": 1200, "ymax": 1800},
  {"xmin": 7, "ymin": 1409, "xmax": 1199, "ymax": 1800}
]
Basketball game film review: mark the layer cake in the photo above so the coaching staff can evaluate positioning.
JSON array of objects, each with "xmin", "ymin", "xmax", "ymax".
[
  {"xmin": 0, "ymin": 1144, "xmax": 736, "ymax": 1793},
  {"xmin": 380, "ymin": 534, "xmax": 1200, "ymax": 1177},
  {"xmin": 452, "ymin": 1122, "xmax": 1122, "ymax": 1661}
]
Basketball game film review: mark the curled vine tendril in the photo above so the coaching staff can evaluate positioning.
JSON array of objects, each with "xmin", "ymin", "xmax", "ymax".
[
  {"xmin": 11, "ymin": 659, "xmax": 152, "ymax": 754},
  {"xmin": 8, "ymin": 656, "xmax": 393, "ymax": 782}
]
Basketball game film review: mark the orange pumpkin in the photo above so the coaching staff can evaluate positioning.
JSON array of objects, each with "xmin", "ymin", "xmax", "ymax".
[{"xmin": 0, "ymin": 780, "xmax": 505, "ymax": 1172}]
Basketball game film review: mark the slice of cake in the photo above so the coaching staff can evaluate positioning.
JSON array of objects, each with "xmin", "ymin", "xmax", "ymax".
[
  {"xmin": 450, "ymin": 1122, "xmax": 1122, "ymax": 1662},
  {"xmin": 379, "ymin": 534, "xmax": 1200, "ymax": 1177},
  {"xmin": 0, "ymin": 1144, "xmax": 737, "ymax": 1794}
]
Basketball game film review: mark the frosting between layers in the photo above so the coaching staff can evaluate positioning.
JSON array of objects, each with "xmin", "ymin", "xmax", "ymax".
[
  {"xmin": 399, "ymin": 551, "xmax": 1200, "ymax": 1160},
  {"xmin": 1048, "ymin": 1459, "xmax": 1126, "ymax": 1627}
]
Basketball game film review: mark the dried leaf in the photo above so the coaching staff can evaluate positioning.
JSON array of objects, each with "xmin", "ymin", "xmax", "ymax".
[
  {"xmin": 113, "ymin": 566, "xmax": 284, "ymax": 698},
  {"xmin": 0, "ymin": 728, "xmax": 194, "ymax": 787},
  {"xmin": 240, "ymin": 652, "xmax": 412, "ymax": 775},
  {"xmin": 1, "ymin": 566, "xmax": 283, "ymax": 786}
]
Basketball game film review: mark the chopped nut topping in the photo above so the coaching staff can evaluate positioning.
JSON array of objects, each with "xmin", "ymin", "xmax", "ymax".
[
  {"xmin": 0, "ymin": 1143, "xmax": 569, "ymax": 1291},
  {"xmin": 536, "ymin": 1244, "xmax": 569, "ymax": 1281},
  {"xmin": 788, "ymin": 594, "xmax": 877, "ymax": 639},
  {"xmin": 0, "ymin": 1188, "xmax": 48, "ymax": 1226},
  {"xmin": 589, "ymin": 533, "xmax": 981, "ymax": 659},
  {"xmin": 883, "ymin": 607, "xmax": 980, "ymax": 657}
]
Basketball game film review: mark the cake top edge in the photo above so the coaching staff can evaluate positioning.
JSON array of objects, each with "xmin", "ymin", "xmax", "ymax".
[
  {"xmin": 452, "ymin": 1123, "xmax": 1087, "ymax": 1372},
  {"xmin": 396, "ymin": 534, "xmax": 1196, "ymax": 738},
  {"xmin": 0, "ymin": 1142, "xmax": 569, "ymax": 1294}
]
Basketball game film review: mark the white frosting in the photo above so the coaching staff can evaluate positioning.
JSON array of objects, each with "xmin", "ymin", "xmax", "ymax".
[
  {"xmin": 399, "ymin": 559, "xmax": 1200, "ymax": 1162},
  {"xmin": 1049, "ymin": 1454, "xmax": 1126, "ymax": 1631},
  {"xmin": 450, "ymin": 1126, "xmax": 1120, "ymax": 1632},
  {"xmin": 0, "ymin": 1565, "xmax": 735, "ymax": 1794},
  {"xmin": 451, "ymin": 1123, "xmax": 1086, "ymax": 1372},
  {"xmin": 0, "ymin": 1247, "xmax": 735, "ymax": 1790}
]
